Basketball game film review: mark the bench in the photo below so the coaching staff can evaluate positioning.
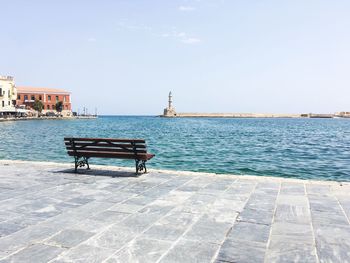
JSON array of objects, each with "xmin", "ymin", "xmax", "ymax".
[{"xmin": 64, "ymin": 137, "xmax": 155, "ymax": 174}]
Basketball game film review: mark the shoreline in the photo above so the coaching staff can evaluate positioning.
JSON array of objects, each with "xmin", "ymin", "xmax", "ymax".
[
  {"xmin": 0, "ymin": 159, "xmax": 347, "ymax": 186},
  {"xmin": 0, "ymin": 116, "xmax": 97, "ymax": 122}
]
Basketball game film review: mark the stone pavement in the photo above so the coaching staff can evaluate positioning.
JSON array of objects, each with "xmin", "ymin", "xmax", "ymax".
[{"xmin": 0, "ymin": 160, "xmax": 349, "ymax": 263}]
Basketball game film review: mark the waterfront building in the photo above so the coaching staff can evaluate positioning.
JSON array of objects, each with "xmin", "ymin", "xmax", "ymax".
[
  {"xmin": 335, "ymin": 111, "xmax": 350, "ymax": 118},
  {"xmin": 0, "ymin": 76, "xmax": 17, "ymax": 116},
  {"xmin": 163, "ymin": 91, "xmax": 177, "ymax": 117},
  {"xmin": 16, "ymin": 87, "xmax": 72, "ymax": 117}
]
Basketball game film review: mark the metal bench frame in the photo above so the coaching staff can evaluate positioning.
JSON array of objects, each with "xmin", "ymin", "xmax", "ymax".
[{"xmin": 65, "ymin": 138, "xmax": 153, "ymax": 174}]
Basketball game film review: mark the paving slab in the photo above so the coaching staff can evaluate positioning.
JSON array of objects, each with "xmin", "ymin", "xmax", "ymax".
[
  {"xmin": 46, "ymin": 229, "xmax": 95, "ymax": 248},
  {"xmin": 159, "ymin": 238, "xmax": 220, "ymax": 263},
  {"xmin": 107, "ymin": 238, "xmax": 172, "ymax": 263},
  {"xmin": 0, "ymin": 244, "xmax": 65, "ymax": 263},
  {"xmin": 215, "ymin": 239, "xmax": 266, "ymax": 263},
  {"xmin": 53, "ymin": 244, "xmax": 114, "ymax": 263},
  {"xmin": 265, "ymin": 238, "xmax": 318, "ymax": 263}
]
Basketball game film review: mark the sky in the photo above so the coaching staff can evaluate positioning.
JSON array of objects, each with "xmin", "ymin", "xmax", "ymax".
[{"xmin": 1, "ymin": 0, "xmax": 350, "ymax": 115}]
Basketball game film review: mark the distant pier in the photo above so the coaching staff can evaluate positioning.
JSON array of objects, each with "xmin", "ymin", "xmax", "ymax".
[
  {"xmin": 161, "ymin": 92, "xmax": 350, "ymax": 119},
  {"xmin": 168, "ymin": 113, "xmax": 302, "ymax": 118}
]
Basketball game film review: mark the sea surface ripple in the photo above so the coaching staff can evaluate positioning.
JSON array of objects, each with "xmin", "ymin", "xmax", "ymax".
[{"xmin": 0, "ymin": 116, "xmax": 349, "ymax": 181}]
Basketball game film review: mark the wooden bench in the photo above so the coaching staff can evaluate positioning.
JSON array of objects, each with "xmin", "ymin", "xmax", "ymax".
[{"xmin": 64, "ymin": 137, "xmax": 155, "ymax": 174}]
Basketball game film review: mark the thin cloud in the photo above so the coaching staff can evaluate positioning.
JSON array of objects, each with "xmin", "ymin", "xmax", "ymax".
[
  {"xmin": 117, "ymin": 21, "xmax": 152, "ymax": 32},
  {"xmin": 161, "ymin": 31, "xmax": 201, "ymax": 44},
  {"xmin": 182, "ymin": 37, "xmax": 201, "ymax": 44},
  {"xmin": 178, "ymin": 5, "xmax": 195, "ymax": 11},
  {"xmin": 116, "ymin": 21, "xmax": 201, "ymax": 45},
  {"xmin": 87, "ymin": 37, "xmax": 96, "ymax": 42}
]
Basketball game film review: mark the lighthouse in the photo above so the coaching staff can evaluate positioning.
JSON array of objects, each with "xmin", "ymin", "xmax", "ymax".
[
  {"xmin": 168, "ymin": 91, "xmax": 173, "ymax": 109},
  {"xmin": 163, "ymin": 91, "xmax": 177, "ymax": 117}
]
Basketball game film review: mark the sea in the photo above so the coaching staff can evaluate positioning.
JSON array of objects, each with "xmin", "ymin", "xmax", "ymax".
[{"xmin": 1, "ymin": 116, "xmax": 349, "ymax": 181}]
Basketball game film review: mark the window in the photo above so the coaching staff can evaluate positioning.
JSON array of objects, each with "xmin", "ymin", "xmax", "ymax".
[
  {"xmin": 2, "ymin": 101, "xmax": 4, "ymax": 107},
  {"xmin": 31, "ymin": 95, "xmax": 35, "ymax": 100},
  {"xmin": 56, "ymin": 96, "xmax": 59, "ymax": 101},
  {"xmin": 39, "ymin": 95, "xmax": 42, "ymax": 100},
  {"xmin": 47, "ymin": 105, "xmax": 50, "ymax": 110},
  {"xmin": 17, "ymin": 95, "xmax": 21, "ymax": 100},
  {"xmin": 52, "ymin": 105, "xmax": 55, "ymax": 110},
  {"xmin": 48, "ymin": 95, "xmax": 51, "ymax": 101},
  {"xmin": 8, "ymin": 101, "xmax": 10, "ymax": 105},
  {"xmin": 24, "ymin": 95, "xmax": 28, "ymax": 100}
]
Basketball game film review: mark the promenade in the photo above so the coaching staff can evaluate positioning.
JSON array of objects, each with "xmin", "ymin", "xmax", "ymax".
[{"xmin": 0, "ymin": 160, "xmax": 349, "ymax": 262}]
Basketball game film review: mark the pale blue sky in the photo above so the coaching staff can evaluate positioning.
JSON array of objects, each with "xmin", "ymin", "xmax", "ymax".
[{"xmin": 1, "ymin": 0, "xmax": 350, "ymax": 115}]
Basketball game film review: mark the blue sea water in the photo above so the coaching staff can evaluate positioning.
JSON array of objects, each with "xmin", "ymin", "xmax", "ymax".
[{"xmin": 0, "ymin": 116, "xmax": 349, "ymax": 181}]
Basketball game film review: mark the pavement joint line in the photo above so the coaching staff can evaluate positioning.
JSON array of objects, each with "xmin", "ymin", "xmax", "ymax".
[
  {"xmin": 153, "ymin": 176, "xmax": 236, "ymax": 263},
  {"xmin": 305, "ymin": 183, "xmax": 320, "ymax": 263},
  {"xmin": 334, "ymin": 193, "xmax": 350, "ymax": 226},
  {"xmin": 210, "ymin": 179, "xmax": 257, "ymax": 263},
  {"xmin": 152, "ymin": 211, "xmax": 201, "ymax": 262},
  {"xmin": 263, "ymin": 181, "xmax": 281, "ymax": 263}
]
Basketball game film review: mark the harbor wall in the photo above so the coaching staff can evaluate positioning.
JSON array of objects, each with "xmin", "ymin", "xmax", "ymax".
[{"xmin": 166, "ymin": 113, "xmax": 302, "ymax": 118}]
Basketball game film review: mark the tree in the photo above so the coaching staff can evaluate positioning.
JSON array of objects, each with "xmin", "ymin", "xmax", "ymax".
[
  {"xmin": 33, "ymin": 99, "xmax": 44, "ymax": 113},
  {"xmin": 55, "ymin": 101, "xmax": 63, "ymax": 113}
]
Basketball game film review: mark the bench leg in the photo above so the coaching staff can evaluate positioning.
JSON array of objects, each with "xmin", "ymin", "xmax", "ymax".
[
  {"xmin": 135, "ymin": 160, "xmax": 147, "ymax": 175},
  {"xmin": 74, "ymin": 157, "xmax": 78, "ymax": 173},
  {"xmin": 85, "ymin": 157, "xmax": 90, "ymax": 170},
  {"xmin": 74, "ymin": 156, "xmax": 90, "ymax": 172}
]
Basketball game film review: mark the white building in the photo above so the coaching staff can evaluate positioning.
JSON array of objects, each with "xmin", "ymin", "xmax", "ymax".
[{"xmin": 0, "ymin": 76, "xmax": 17, "ymax": 116}]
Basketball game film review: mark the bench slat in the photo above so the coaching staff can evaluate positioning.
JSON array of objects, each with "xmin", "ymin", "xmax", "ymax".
[
  {"xmin": 64, "ymin": 137, "xmax": 145, "ymax": 143},
  {"xmin": 67, "ymin": 151, "xmax": 154, "ymax": 160},
  {"xmin": 65, "ymin": 146, "xmax": 147, "ymax": 153},
  {"xmin": 64, "ymin": 142, "xmax": 147, "ymax": 149}
]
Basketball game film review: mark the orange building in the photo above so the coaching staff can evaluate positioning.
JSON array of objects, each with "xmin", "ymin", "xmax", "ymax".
[{"xmin": 16, "ymin": 87, "xmax": 72, "ymax": 116}]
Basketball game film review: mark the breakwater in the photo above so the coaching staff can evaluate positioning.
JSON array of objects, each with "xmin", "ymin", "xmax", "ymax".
[
  {"xmin": 162, "ymin": 112, "xmax": 350, "ymax": 118},
  {"xmin": 161, "ymin": 92, "xmax": 349, "ymax": 118},
  {"xmin": 170, "ymin": 113, "xmax": 302, "ymax": 118}
]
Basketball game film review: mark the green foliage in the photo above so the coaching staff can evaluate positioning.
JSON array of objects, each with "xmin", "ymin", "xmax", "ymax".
[
  {"xmin": 55, "ymin": 101, "xmax": 63, "ymax": 112},
  {"xmin": 33, "ymin": 99, "xmax": 44, "ymax": 113}
]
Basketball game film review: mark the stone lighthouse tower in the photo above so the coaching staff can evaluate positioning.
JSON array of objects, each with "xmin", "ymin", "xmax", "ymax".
[{"xmin": 163, "ymin": 91, "xmax": 177, "ymax": 117}]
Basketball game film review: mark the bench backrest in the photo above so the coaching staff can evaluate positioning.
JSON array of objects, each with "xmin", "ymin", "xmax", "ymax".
[{"xmin": 64, "ymin": 137, "xmax": 148, "ymax": 156}]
